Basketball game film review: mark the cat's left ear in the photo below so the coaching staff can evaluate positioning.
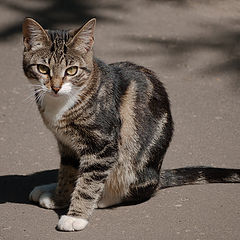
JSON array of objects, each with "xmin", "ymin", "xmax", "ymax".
[{"xmin": 67, "ymin": 18, "xmax": 96, "ymax": 54}]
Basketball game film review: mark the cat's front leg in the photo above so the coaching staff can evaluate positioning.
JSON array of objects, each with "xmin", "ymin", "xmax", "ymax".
[
  {"xmin": 57, "ymin": 156, "xmax": 116, "ymax": 231},
  {"xmin": 29, "ymin": 164, "xmax": 78, "ymax": 209}
]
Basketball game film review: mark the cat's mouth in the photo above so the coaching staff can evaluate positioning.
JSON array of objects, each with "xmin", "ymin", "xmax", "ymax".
[
  {"xmin": 48, "ymin": 91, "xmax": 68, "ymax": 98},
  {"xmin": 49, "ymin": 91, "xmax": 60, "ymax": 97}
]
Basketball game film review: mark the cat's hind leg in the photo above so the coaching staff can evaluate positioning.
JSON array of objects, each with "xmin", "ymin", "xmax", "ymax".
[
  {"xmin": 97, "ymin": 168, "xmax": 159, "ymax": 208},
  {"xmin": 97, "ymin": 163, "xmax": 136, "ymax": 208},
  {"xmin": 97, "ymin": 190, "xmax": 122, "ymax": 209},
  {"xmin": 126, "ymin": 167, "xmax": 160, "ymax": 203}
]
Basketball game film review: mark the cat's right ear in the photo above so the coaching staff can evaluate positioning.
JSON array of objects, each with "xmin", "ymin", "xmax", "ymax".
[{"xmin": 22, "ymin": 18, "xmax": 50, "ymax": 51}]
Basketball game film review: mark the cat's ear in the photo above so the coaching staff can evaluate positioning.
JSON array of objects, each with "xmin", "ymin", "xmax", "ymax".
[
  {"xmin": 22, "ymin": 18, "xmax": 50, "ymax": 51},
  {"xmin": 67, "ymin": 18, "xmax": 96, "ymax": 54}
]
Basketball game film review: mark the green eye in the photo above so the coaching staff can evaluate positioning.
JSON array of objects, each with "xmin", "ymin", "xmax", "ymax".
[
  {"xmin": 37, "ymin": 64, "xmax": 50, "ymax": 74},
  {"xmin": 65, "ymin": 66, "xmax": 78, "ymax": 76}
]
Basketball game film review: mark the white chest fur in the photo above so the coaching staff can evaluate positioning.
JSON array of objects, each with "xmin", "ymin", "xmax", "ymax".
[
  {"xmin": 40, "ymin": 82, "xmax": 78, "ymax": 125},
  {"xmin": 41, "ymin": 92, "xmax": 80, "ymax": 148},
  {"xmin": 42, "ymin": 95, "xmax": 70, "ymax": 124}
]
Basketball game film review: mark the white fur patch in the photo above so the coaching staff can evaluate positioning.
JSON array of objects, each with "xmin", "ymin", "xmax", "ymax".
[
  {"xmin": 41, "ymin": 82, "xmax": 87, "ymax": 125},
  {"xmin": 57, "ymin": 215, "xmax": 88, "ymax": 231},
  {"xmin": 58, "ymin": 82, "xmax": 72, "ymax": 95},
  {"xmin": 41, "ymin": 82, "xmax": 76, "ymax": 124},
  {"xmin": 39, "ymin": 192, "xmax": 55, "ymax": 209},
  {"xmin": 29, "ymin": 183, "xmax": 57, "ymax": 208}
]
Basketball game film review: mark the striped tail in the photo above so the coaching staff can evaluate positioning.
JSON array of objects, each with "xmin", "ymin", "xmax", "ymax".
[{"xmin": 159, "ymin": 167, "xmax": 240, "ymax": 189}]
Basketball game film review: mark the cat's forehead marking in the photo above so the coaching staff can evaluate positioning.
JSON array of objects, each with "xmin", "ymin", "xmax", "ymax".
[{"xmin": 47, "ymin": 30, "xmax": 70, "ymax": 64}]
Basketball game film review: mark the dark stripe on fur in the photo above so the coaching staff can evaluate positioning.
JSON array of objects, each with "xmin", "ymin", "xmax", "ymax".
[
  {"xmin": 128, "ymin": 167, "xmax": 159, "ymax": 202},
  {"xmin": 90, "ymin": 172, "xmax": 108, "ymax": 182},
  {"xmin": 61, "ymin": 155, "xmax": 79, "ymax": 169},
  {"xmin": 78, "ymin": 191, "xmax": 95, "ymax": 200},
  {"xmin": 139, "ymin": 66, "xmax": 171, "ymax": 119},
  {"xmin": 68, "ymin": 210, "xmax": 84, "ymax": 217},
  {"xmin": 82, "ymin": 163, "xmax": 111, "ymax": 173},
  {"xmin": 96, "ymin": 144, "xmax": 117, "ymax": 159}
]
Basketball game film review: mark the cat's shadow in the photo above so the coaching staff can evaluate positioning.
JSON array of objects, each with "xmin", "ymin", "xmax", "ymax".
[
  {"xmin": 0, "ymin": 169, "xmax": 70, "ymax": 216},
  {"xmin": 0, "ymin": 169, "xmax": 58, "ymax": 205}
]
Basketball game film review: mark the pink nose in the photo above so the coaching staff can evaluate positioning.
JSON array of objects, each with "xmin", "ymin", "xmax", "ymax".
[{"xmin": 51, "ymin": 86, "xmax": 60, "ymax": 94}]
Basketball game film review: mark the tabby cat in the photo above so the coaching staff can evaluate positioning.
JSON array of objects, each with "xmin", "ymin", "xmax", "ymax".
[{"xmin": 22, "ymin": 18, "xmax": 240, "ymax": 232}]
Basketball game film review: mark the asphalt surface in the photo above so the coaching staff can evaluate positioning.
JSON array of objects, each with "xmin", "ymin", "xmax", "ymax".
[{"xmin": 0, "ymin": 0, "xmax": 240, "ymax": 239}]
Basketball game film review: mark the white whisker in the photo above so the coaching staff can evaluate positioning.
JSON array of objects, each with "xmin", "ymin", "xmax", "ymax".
[
  {"xmin": 23, "ymin": 88, "xmax": 44, "ymax": 103},
  {"xmin": 39, "ymin": 91, "xmax": 46, "ymax": 107}
]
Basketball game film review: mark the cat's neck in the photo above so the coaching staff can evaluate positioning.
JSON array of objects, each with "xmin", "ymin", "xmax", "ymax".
[{"xmin": 40, "ymin": 93, "xmax": 76, "ymax": 126}]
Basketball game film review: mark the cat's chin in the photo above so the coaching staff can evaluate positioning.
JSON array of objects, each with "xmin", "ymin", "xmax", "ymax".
[{"xmin": 48, "ymin": 92, "xmax": 65, "ymax": 98}]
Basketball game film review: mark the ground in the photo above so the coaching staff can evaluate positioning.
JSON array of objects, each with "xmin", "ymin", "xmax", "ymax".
[{"xmin": 0, "ymin": 0, "xmax": 240, "ymax": 239}]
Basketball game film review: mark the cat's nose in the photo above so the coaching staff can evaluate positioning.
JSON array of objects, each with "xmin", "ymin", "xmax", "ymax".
[{"xmin": 51, "ymin": 86, "xmax": 60, "ymax": 94}]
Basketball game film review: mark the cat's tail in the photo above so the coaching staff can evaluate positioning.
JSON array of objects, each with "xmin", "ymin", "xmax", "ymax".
[{"xmin": 159, "ymin": 166, "xmax": 240, "ymax": 189}]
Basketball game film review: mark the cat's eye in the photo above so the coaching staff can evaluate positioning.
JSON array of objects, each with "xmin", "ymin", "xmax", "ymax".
[
  {"xmin": 37, "ymin": 64, "xmax": 50, "ymax": 75},
  {"xmin": 65, "ymin": 66, "xmax": 78, "ymax": 76}
]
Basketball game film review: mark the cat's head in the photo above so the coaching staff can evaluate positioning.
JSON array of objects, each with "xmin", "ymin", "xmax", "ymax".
[{"xmin": 22, "ymin": 18, "xmax": 96, "ymax": 98}]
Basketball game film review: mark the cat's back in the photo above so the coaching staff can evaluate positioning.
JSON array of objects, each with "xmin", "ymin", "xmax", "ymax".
[
  {"xmin": 107, "ymin": 61, "xmax": 173, "ymax": 154},
  {"xmin": 109, "ymin": 61, "xmax": 172, "ymax": 118}
]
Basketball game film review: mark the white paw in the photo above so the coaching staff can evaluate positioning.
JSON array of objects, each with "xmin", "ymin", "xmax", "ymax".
[
  {"xmin": 29, "ymin": 183, "xmax": 57, "ymax": 209},
  {"xmin": 57, "ymin": 215, "xmax": 88, "ymax": 231},
  {"xmin": 39, "ymin": 192, "xmax": 55, "ymax": 209}
]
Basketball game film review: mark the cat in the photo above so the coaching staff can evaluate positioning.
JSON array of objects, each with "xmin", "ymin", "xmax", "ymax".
[
  {"xmin": 22, "ymin": 18, "xmax": 240, "ymax": 232},
  {"xmin": 22, "ymin": 17, "xmax": 173, "ymax": 231}
]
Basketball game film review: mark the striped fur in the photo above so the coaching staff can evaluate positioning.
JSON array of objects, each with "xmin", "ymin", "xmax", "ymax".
[{"xmin": 22, "ymin": 18, "xmax": 171, "ymax": 230}]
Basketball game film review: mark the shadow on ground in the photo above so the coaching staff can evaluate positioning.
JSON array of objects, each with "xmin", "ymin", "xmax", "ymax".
[
  {"xmin": 0, "ymin": 0, "xmax": 124, "ymax": 41},
  {"xmin": 148, "ymin": 0, "xmax": 230, "ymax": 7},
  {"xmin": 0, "ymin": 169, "xmax": 58, "ymax": 204},
  {"xmin": 123, "ymin": 21, "xmax": 240, "ymax": 90}
]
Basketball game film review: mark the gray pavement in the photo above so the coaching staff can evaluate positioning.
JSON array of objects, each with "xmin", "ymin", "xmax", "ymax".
[{"xmin": 0, "ymin": 0, "xmax": 239, "ymax": 239}]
